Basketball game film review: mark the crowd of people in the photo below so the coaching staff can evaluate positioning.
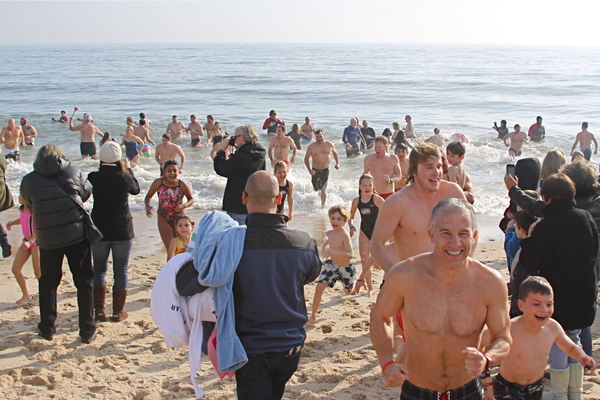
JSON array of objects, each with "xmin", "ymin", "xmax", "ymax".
[{"xmin": 1, "ymin": 108, "xmax": 600, "ymax": 400}]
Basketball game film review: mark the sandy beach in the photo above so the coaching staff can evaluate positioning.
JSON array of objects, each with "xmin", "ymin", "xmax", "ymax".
[{"xmin": 2, "ymin": 208, "xmax": 600, "ymax": 399}]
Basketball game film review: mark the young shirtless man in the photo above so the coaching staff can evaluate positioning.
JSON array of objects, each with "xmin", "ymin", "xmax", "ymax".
[
  {"xmin": 570, "ymin": 122, "xmax": 597, "ymax": 161},
  {"xmin": 370, "ymin": 198, "xmax": 511, "ymax": 400},
  {"xmin": 304, "ymin": 130, "xmax": 340, "ymax": 207},
  {"xmin": 404, "ymin": 115, "xmax": 416, "ymax": 138},
  {"xmin": 301, "ymin": 116, "xmax": 316, "ymax": 142},
  {"xmin": 306, "ymin": 205, "xmax": 355, "ymax": 326},
  {"xmin": 69, "ymin": 113, "xmax": 104, "ymax": 159},
  {"xmin": 20, "ymin": 117, "xmax": 37, "ymax": 146},
  {"xmin": 133, "ymin": 119, "xmax": 155, "ymax": 151},
  {"xmin": 445, "ymin": 141, "xmax": 475, "ymax": 204},
  {"xmin": 502, "ymin": 124, "xmax": 528, "ymax": 157},
  {"xmin": 155, "ymin": 133, "xmax": 185, "ymax": 174},
  {"xmin": 484, "ymin": 276, "xmax": 595, "ymax": 400},
  {"xmin": 370, "ymin": 143, "xmax": 466, "ymax": 271},
  {"xmin": 166, "ymin": 115, "xmax": 186, "ymax": 139},
  {"xmin": 394, "ymin": 144, "xmax": 409, "ymax": 190},
  {"xmin": 363, "ymin": 136, "xmax": 400, "ymax": 199},
  {"xmin": 268, "ymin": 125, "xmax": 297, "ymax": 167},
  {"xmin": 0, "ymin": 119, "xmax": 25, "ymax": 161},
  {"xmin": 203, "ymin": 115, "xmax": 216, "ymax": 147},
  {"xmin": 188, "ymin": 114, "xmax": 204, "ymax": 148}
]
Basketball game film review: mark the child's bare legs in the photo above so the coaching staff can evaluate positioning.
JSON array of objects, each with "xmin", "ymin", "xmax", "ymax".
[
  {"xmin": 31, "ymin": 246, "xmax": 41, "ymax": 279},
  {"xmin": 355, "ymin": 231, "xmax": 374, "ymax": 296},
  {"xmin": 157, "ymin": 215, "xmax": 175, "ymax": 249},
  {"xmin": 11, "ymin": 243, "xmax": 33, "ymax": 305},
  {"xmin": 306, "ymin": 282, "xmax": 329, "ymax": 326}
]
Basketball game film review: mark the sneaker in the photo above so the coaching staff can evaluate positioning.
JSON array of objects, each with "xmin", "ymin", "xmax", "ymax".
[
  {"xmin": 1, "ymin": 242, "xmax": 11, "ymax": 258},
  {"xmin": 80, "ymin": 332, "xmax": 96, "ymax": 344},
  {"xmin": 38, "ymin": 331, "xmax": 53, "ymax": 341}
]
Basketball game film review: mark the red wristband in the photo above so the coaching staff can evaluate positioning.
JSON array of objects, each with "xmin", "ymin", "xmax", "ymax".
[{"xmin": 382, "ymin": 361, "xmax": 396, "ymax": 375}]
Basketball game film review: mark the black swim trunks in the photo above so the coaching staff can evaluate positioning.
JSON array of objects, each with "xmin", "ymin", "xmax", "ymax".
[
  {"xmin": 493, "ymin": 373, "xmax": 543, "ymax": 400},
  {"xmin": 4, "ymin": 151, "xmax": 20, "ymax": 162},
  {"xmin": 311, "ymin": 168, "xmax": 329, "ymax": 191},
  {"xmin": 401, "ymin": 378, "xmax": 483, "ymax": 400},
  {"xmin": 191, "ymin": 137, "xmax": 201, "ymax": 147},
  {"xmin": 80, "ymin": 142, "xmax": 97, "ymax": 157}
]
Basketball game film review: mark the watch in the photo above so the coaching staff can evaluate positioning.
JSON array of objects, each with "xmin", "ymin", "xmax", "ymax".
[{"xmin": 483, "ymin": 355, "xmax": 493, "ymax": 374}]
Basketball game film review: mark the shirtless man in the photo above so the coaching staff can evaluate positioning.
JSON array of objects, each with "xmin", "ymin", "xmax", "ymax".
[
  {"xmin": 268, "ymin": 125, "xmax": 297, "ymax": 167},
  {"xmin": 304, "ymin": 130, "xmax": 340, "ymax": 207},
  {"xmin": 570, "ymin": 122, "xmax": 597, "ymax": 161},
  {"xmin": 363, "ymin": 136, "xmax": 400, "ymax": 199},
  {"xmin": 20, "ymin": 117, "xmax": 37, "ymax": 146},
  {"xmin": 301, "ymin": 116, "xmax": 316, "ymax": 141},
  {"xmin": 394, "ymin": 144, "xmax": 409, "ymax": 190},
  {"xmin": 370, "ymin": 198, "xmax": 511, "ymax": 399},
  {"xmin": 133, "ymin": 119, "xmax": 155, "ymax": 148},
  {"xmin": 0, "ymin": 119, "xmax": 25, "ymax": 161},
  {"xmin": 155, "ymin": 133, "xmax": 185, "ymax": 175},
  {"xmin": 404, "ymin": 115, "xmax": 416, "ymax": 138},
  {"xmin": 139, "ymin": 112, "xmax": 152, "ymax": 127},
  {"xmin": 69, "ymin": 113, "xmax": 104, "ymax": 159},
  {"xmin": 203, "ymin": 115, "xmax": 217, "ymax": 147},
  {"xmin": 370, "ymin": 143, "xmax": 466, "ymax": 271},
  {"xmin": 502, "ymin": 124, "xmax": 528, "ymax": 157},
  {"xmin": 166, "ymin": 115, "xmax": 186, "ymax": 139},
  {"xmin": 188, "ymin": 114, "xmax": 204, "ymax": 148}
]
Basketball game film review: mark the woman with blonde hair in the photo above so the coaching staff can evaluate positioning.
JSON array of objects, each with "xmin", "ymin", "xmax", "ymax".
[{"xmin": 540, "ymin": 149, "xmax": 567, "ymax": 186}]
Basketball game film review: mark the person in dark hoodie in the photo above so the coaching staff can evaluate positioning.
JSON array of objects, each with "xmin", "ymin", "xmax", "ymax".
[
  {"xmin": 214, "ymin": 124, "xmax": 266, "ymax": 225},
  {"xmin": 20, "ymin": 144, "xmax": 95, "ymax": 343},
  {"xmin": 88, "ymin": 142, "xmax": 140, "ymax": 323},
  {"xmin": 499, "ymin": 157, "xmax": 541, "ymax": 232}
]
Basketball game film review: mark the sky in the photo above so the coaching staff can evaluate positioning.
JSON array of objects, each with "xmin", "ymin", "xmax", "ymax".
[{"xmin": 1, "ymin": 0, "xmax": 599, "ymax": 46}]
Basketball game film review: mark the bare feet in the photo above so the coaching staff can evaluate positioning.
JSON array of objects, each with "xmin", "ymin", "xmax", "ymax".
[
  {"xmin": 304, "ymin": 315, "xmax": 317, "ymax": 327},
  {"xmin": 365, "ymin": 289, "xmax": 373, "ymax": 297},
  {"xmin": 16, "ymin": 293, "xmax": 31, "ymax": 305}
]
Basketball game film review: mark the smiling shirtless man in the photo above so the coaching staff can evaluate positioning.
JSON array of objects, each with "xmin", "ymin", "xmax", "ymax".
[{"xmin": 370, "ymin": 198, "xmax": 511, "ymax": 400}]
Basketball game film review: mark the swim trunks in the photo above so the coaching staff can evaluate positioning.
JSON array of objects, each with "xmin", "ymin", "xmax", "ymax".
[
  {"xmin": 581, "ymin": 148, "xmax": 592, "ymax": 161},
  {"xmin": 379, "ymin": 192, "xmax": 393, "ymax": 200},
  {"xmin": 401, "ymin": 378, "xmax": 484, "ymax": 400},
  {"xmin": 318, "ymin": 259, "xmax": 357, "ymax": 293},
  {"xmin": 509, "ymin": 149, "xmax": 523, "ymax": 157},
  {"xmin": 124, "ymin": 140, "xmax": 139, "ymax": 160},
  {"xmin": 311, "ymin": 168, "xmax": 329, "ymax": 191},
  {"xmin": 191, "ymin": 137, "xmax": 201, "ymax": 147},
  {"xmin": 358, "ymin": 194, "xmax": 379, "ymax": 240},
  {"xmin": 346, "ymin": 147, "xmax": 361, "ymax": 157},
  {"xmin": 493, "ymin": 373, "xmax": 543, "ymax": 400},
  {"xmin": 3, "ymin": 149, "xmax": 20, "ymax": 162},
  {"xmin": 301, "ymin": 138, "xmax": 311, "ymax": 144},
  {"xmin": 26, "ymin": 143, "xmax": 34, "ymax": 146},
  {"xmin": 277, "ymin": 180, "xmax": 290, "ymax": 214},
  {"xmin": 157, "ymin": 179, "xmax": 185, "ymax": 226},
  {"xmin": 80, "ymin": 142, "xmax": 96, "ymax": 157}
]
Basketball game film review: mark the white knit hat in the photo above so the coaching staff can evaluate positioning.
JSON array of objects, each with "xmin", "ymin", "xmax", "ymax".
[{"xmin": 99, "ymin": 141, "xmax": 122, "ymax": 163}]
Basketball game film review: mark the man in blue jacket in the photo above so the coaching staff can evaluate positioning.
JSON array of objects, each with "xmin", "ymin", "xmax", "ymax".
[{"xmin": 233, "ymin": 171, "xmax": 321, "ymax": 399}]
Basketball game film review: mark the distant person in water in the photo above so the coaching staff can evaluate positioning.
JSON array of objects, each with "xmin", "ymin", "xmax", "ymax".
[
  {"xmin": 503, "ymin": 124, "xmax": 528, "ymax": 157},
  {"xmin": 52, "ymin": 110, "xmax": 69, "ymax": 123},
  {"xmin": 187, "ymin": 114, "xmax": 204, "ymax": 148},
  {"xmin": 203, "ymin": 115, "xmax": 216, "ymax": 147},
  {"xmin": 1, "ymin": 119, "xmax": 25, "ymax": 162},
  {"xmin": 21, "ymin": 117, "xmax": 37, "ymax": 146},
  {"xmin": 155, "ymin": 133, "xmax": 185, "ymax": 174},
  {"xmin": 528, "ymin": 116, "xmax": 546, "ymax": 142},
  {"xmin": 139, "ymin": 112, "xmax": 152, "ymax": 127},
  {"xmin": 425, "ymin": 128, "xmax": 447, "ymax": 149},
  {"xmin": 166, "ymin": 115, "xmax": 186, "ymax": 139},
  {"xmin": 361, "ymin": 120, "xmax": 376, "ymax": 149},
  {"xmin": 301, "ymin": 116, "xmax": 316, "ymax": 142},
  {"xmin": 304, "ymin": 130, "xmax": 340, "ymax": 207},
  {"xmin": 404, "ymin": 115, "xmax": 416, "ymax": 138},
  {"xmin": 69, "ymin": 113, "xmax": 104, "ymax": 160},
  {"xmin": 262, "ymin": 110, "xmax": 285, "ymax": 135},
  {"xmin": 342, "ymin": 118, "xmax": 365, "ymax": 157},
  {"xmin": 493, "ymin": 120, "xmax": 508, "ymax": 139},
  {"xmin": 363, "ymin": 136, "xmax": 400, "ymax": 199},
  {"xmin": 570, "ymin": 122, "xmax": 597, "ymax": 161},
  {"xmin": 268, "ymin": 125, "xmax": 297, "ymax": 167}
]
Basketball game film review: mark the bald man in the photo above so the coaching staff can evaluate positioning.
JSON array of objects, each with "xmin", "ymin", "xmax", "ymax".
[{"xmin": 233, "ymin": 171, "xmax": 321, "ymax": 400}]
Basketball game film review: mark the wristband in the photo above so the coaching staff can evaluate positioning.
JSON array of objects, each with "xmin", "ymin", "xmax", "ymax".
[
  {"xmin": 357, "ymin": 279, "xmax": 365, "ymax": 283},
  {"xmin": 483, "ymin": 382, "xmax": 493, "ymax": 388},
  {"xmin": 382, "ymin": 361, "xmax": 396, "ymax": 375}
]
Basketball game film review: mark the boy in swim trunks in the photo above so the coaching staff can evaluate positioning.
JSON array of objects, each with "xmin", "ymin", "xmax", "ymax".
[
  {"xmin": 306, "ymin": 206, "xmax": 356, "ymax": 326},
  {"xmin": 570, "ymin": 122, "xmax": 597, "ymax": 161},
  {"xmin": 482, "ymin": 276, "xmax": 595, "ymax": 400}
]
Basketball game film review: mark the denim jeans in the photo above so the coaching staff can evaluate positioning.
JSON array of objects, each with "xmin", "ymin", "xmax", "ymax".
[
  {"xmin": 38, "ymin": 240, "xmax": 94, "ymax": 338},
  {"xmin": 580, "ymin": 326, "xmax": 592, "ymax": 357},
  {"xmin": 227, "ymin": 212, "xmax": 247, "ymax": 226},
  {"xmin": 549, "ymin": 328, "xmax": 582, "ymax": 369},
  {"xmin": 235, "ymin": 350, "xmax": 301, "ymax": 400},
  {"xmin": 91, "ymin": 240, "xmax": 133, "ymax": 290}
]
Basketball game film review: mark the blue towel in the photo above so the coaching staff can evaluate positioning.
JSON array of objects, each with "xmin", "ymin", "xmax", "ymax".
[{"xmin": 191, "ymin": 211, "xmax": 248, "ymax": 372}]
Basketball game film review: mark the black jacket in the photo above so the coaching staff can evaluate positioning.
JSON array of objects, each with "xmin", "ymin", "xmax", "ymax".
[
  {"xmin": 518, "ymin": 198, "xmax": 598, "ymax": 330},
  {"xmin": 88, "ymin": 164, "xmax": 140, "ymax": 242},
  {"xmin": 20, "ymin": 155, "xmax": 92, "ymax": 249},
  {"xmin": 213, "ymin": 142, "xmax": 266, "ymax": 214}
]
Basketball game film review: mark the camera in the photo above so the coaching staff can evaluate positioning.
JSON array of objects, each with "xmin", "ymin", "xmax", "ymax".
[{"xmin": 229, "ymin": 136, "xmax": 236, "ymax": 147}]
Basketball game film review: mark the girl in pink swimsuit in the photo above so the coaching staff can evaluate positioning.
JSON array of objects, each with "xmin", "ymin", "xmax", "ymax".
[
  {"xmin": 6, "ymin": 198, "xmax": 41, "ymax": 305},
  {"xmin": 144, "ymin": 160, "xmax": 195, "ymax": 249}
]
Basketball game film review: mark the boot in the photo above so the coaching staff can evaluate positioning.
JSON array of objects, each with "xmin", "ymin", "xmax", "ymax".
[
  {"xmin": 111, "ymin": 288, "xmax": 128, "ymax": 322},
  {"xmin": 93, "ymin": 285, "xmax": 107, "ymax": 322},
  {"xmin": 567, "ymin": 364, "xmax": 583, "ymax": 400},
  {"xmin": 550, "ymin": 367, "xmax": 570, "ymax": 400}
]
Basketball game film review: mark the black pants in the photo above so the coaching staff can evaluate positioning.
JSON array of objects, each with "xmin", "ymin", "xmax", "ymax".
[
  {"xmin": 38, "ymin": 240, "xmax": 95, "ymax": 338},
  {"xmin": 235, "ymin": 350, "xmax": 301, "ymax": 400},
  {"xmin": 0, "ymin": 222, "xmax": 8, "ymax": 246}
]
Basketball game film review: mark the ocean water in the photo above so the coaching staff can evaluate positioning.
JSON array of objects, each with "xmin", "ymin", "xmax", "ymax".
[{"xmin": 1, "ymin": 42, "xmax": 599, "ymax": 238}]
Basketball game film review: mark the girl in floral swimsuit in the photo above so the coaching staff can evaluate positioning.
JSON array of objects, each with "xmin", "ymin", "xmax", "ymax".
[{"xmin": 144, "ymin": 160, "xmax": 194, "ymax": 249}]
